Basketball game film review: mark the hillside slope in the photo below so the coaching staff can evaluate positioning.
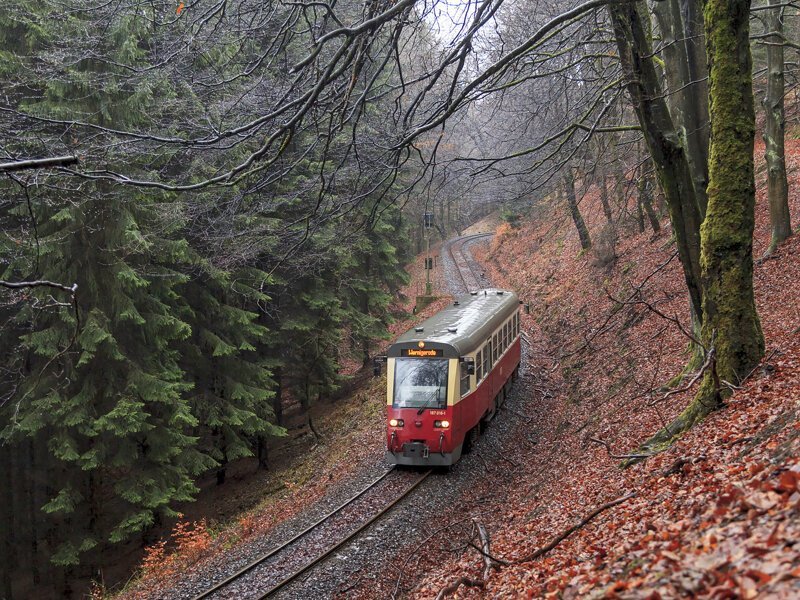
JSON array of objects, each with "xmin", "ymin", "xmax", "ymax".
[{"xmin": 409, "ymin": 143, "xmax": 800, "ymax": 598}]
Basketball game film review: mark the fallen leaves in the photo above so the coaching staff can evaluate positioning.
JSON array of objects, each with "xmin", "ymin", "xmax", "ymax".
[{"xmin": 398, "ymin": 143, "xmax": 800, "ymax": 599}]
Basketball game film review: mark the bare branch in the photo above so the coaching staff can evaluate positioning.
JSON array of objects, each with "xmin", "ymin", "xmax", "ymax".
[
  {"xmin": 513, "ymin": 492, "xmax": 636, "ymax": 564},
  {"xmin": 0, "ymin": 280, "xmax": 78, "ymax": 294},
  {"xmin": 0, "ymin": 156, "xmax": 78, "ymax": 172},
  {"xmin": 590, "ymin": 438, "xmax": 654, "ymax": 460}
]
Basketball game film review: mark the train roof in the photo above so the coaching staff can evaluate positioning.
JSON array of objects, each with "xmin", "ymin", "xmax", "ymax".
[{"xmin": 389, "ymin": 289, "xmax": 519, "ymax": 358}]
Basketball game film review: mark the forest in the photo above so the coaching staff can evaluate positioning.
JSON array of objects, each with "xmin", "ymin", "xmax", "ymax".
[{"xmin": 1, "ymin": 0, "xmax": 798, "ymax": 598}]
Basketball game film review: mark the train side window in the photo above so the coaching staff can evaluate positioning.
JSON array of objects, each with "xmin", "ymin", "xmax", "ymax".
[
  {"xmin": 483, "ymin": 344, "xmax": 490, "ymax": 374},
  {"xmin": 493, "ymin": 334, "xmax": 498, "ymax": 362},
  {"xmin": 504, "ymin": 323, "xmax": 509, "ymax": 348},
  {"xmin": 460, "ymin": 364, "xmax": 470, "ymax": 396},
  {"xmin": 476, "ymin": 350, "xmax": 483, "ymax": 381},
  {"xmin": 514, "ymin": 314, "xmax": 519, "ymax": 337}
]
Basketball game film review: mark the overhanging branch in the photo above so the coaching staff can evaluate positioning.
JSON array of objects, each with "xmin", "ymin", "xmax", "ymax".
[{"xmin": 0, "ymin": 156, "xmax": 78, "ymax": 172}]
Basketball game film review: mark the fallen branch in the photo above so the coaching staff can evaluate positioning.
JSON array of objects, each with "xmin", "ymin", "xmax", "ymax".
[
  {"xmin": 514, "ymin": 491, "xmax": 636, "ymax": 564},
  {"xmin": 391, "ymin": 518, "xmax": 473, "ymax": 600},
  {"xmin": 590, "ymin": 437, "xmax": 654, "ymax": 460},
  {"xmin": 474, "ymin": 520, "xmax": 497, "ymax": 580},
  {"xmin": 649, "ymin": 345, "xmax": 716, "ymax": 406},
  {"xmin": 434, "ymin": 577, "xmax": 484, "ymax": 600},
  {"xmin": 466, "ymin": 540, "xmax": 511, "ymax": 568}
]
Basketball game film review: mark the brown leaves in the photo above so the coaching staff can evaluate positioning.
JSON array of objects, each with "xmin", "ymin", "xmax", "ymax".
[{"xmin": 401, "ymin": 144, "xmax": 800, "ymax": 599}]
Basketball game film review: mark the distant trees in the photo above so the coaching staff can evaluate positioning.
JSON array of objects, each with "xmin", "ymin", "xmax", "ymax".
[{"xmin": 563, "ymin": 168, "xmax": 592, "ymax": 251}]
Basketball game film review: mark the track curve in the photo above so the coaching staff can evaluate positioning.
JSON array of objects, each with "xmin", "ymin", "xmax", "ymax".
[
  {"xmin": 191, "ymin": 468, "xmax": 431, "ymax": 599},
  {"xmin": 445, "ymin": 233, "xmax": 493, "ymax": 294}
]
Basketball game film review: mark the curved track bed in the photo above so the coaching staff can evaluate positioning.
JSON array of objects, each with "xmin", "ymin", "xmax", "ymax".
[
  {"xmin": 190, "ymin": 467, "xmax": 430, "ymax": 599},
  {"xmin": 444, "ymin": 233, "xmax": 493, "ymax": 295}
]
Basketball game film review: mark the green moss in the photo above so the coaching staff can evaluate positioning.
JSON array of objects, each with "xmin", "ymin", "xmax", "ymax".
[{"xmin": 632, "ymin": 0, "xmax": 765, "ymax": 460}]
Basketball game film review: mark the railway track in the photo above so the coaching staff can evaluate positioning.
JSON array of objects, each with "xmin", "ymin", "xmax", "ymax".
[
  {"xmin": 447, "ymin": 233, "xmax": 493, "ymax": 292},
  {"xmin": 190, "ymin": 234, "xmax": 490, "ymax": 600},
  {"xmin": 192, "ymin": 467, "xmax": 431, "ymax": 599}
]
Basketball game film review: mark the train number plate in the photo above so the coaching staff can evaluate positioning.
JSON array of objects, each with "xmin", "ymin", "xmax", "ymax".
[{"xmin": 429, "ymin": 410, "xmax": 446, "ymax": 416}]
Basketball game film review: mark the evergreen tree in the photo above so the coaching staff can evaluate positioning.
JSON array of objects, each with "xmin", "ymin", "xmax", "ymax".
[{"xmin": 178, "ymin": 263, "xmax": 283, "ymax": 483}]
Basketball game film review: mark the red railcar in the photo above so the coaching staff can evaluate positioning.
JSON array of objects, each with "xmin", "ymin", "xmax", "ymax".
[{"xmin": 384, "ymin": 289, "xmax": 521, "ymax": 467}]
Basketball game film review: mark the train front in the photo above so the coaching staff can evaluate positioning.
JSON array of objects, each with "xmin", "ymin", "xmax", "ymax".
[{"xmin": 384, "ymin": 342, "xmax": 461, "ymax": 467}]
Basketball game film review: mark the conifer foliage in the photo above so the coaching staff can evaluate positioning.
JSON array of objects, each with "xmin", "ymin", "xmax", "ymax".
[{"xmin": 0, "ymin": 1, "xmax": 413, "ymax": 596}]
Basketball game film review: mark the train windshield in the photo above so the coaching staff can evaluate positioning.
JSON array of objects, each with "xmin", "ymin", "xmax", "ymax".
[{"xmin": 393, "ymin": 358, "xmax": 449, "ymax": 410}]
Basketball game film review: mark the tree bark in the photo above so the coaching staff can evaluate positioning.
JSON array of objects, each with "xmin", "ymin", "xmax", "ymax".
[
  {"xmin": 272, "ymin": 366, "xmax": 283, "ymax": 426},
  {"xmin": 0, "ymin": 443, "xmax": 14, "ymax": 599},
  {"xmin": 695, "ymin": 0, "xmax": 764, "ymax": 408},
  {"xmin": 636, "ymin": 179, "xmax": 646, "ymax": 233},
  {"xmin": 763, "ymin": 0, "xmax": 792, "ymax": 255},
  {"xmin": 651, "ymin": 0, "xmax": 710, "ymax": 215},
  {"xmin": 650, "ymin": 0, "xmax": 765, "ymax": 442},
  {"xmin": 563, "ymin": 170, "xmax": 592, "ymax": 251},
  {"xmin": 640, "ymin": 161, "xmax": 661, "ymax": 234},
  {"xmin": 609, "ymin": 1, "xmax": 704, "ymax": 330},
  {"xmin": 599, "ymin": 162, "xmax": 613, "ymax": 223}
]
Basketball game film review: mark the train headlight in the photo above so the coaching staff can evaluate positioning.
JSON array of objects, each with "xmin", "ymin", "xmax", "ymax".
[
  {"xmin": 434, "ymin": 420, "xmax": 450, "ymax": 428},
  {"xmin": 389, "ymin": 419, "xmax": 404, "ymax": 427}
]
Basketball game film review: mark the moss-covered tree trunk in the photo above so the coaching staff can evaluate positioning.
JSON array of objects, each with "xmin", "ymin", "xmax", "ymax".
[
  {"xmin": 763, "ymin": 0, "xmax": 792, "ymax": 256},
  {"xmin": 696, "ymin": 0, "xmax": 764, "ymax": 398},
  {"xmin": 659, "ymin": 0, "xmax": 765, "ymax": 438}
]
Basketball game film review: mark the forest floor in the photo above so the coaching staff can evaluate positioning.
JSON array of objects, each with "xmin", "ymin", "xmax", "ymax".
[{"xmin": 120, "ymin": 141, "xmax": 800, "ymax": 599}]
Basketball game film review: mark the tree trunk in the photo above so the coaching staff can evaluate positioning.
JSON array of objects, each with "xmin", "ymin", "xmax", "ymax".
[
  {"xmin": 636, "ymin": 179, "xmax": 646, "ymax": 233},
  {"xmin": 648, "ymin": 0, "xmax": 765, "ymax": 445},
  {"xmin": 763, "ymin": 0, "xmax": 792, "ymax": 255},
  {"xmin": 0, "ymin": 443, "xmax": 14, "ymax": 599},
  {"xmin": 598, "ymin": 161, "xmax": 613, "ymax": 223},
  {"xmin": 640, "ymin": 161, "xmax": 661, "ymax": 234},
  {"xmin": 651, "ymin": 0, "xmax": 710, "ymax": 217},
  {"xmin": 257, "ymin": 436, "xmax": 269, "ymax": 470},
  {"xmin": 563, "ymin": 170, "xmax": 591, "ymax": 251},
  {"xmin": 27, "ymin": 438, "xmax": 41, "ymax": 587},
  {"xmin": 609, "ymin": 1, "xmax": 704, "ymax": 331},
  {"xmin": 272, "ymin": 366, "xmax": 283, "ymax": 426},
  {"xmin": 695, "ymin": 0, "xmax": 764, "ymax": 405}
]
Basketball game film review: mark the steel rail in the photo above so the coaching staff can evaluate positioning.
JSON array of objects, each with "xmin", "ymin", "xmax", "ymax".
[
  {"xmin": 448, "ymin": 233, "xmax": 492, "ymax": 291},
  {"xmin": 258, "ymin": 468, "xmax": 432, "ymax": 598},
  {"xmin": 191, "ymin": 466, "xmax": 397, "ymax": 600}
]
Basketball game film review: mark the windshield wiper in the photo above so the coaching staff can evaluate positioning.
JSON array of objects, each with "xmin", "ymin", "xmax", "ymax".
[{"xmin": 416, "ymin": 388, "xmax": 441, "ymax": 415}]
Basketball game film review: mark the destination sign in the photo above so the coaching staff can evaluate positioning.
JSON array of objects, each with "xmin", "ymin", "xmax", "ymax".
[{"xmin": 401, "ymin": 348, "xmax": 442, "ymax": 357}]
